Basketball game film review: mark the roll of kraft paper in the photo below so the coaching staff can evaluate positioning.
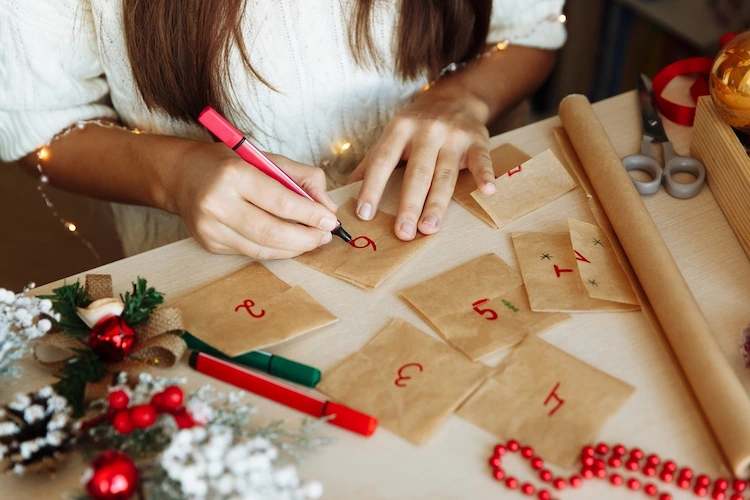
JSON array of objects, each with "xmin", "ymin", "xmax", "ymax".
[{"xmin": 558, "ymin": 94, "xmax": 750, "ymax": 477}]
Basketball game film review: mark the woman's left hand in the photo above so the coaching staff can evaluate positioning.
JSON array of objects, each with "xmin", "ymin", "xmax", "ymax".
[{"xmin": 347, "ymin": 83, "xmax": 496, "ymax": 241}]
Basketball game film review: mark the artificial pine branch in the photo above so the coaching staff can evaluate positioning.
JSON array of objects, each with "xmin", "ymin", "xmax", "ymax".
[
  {"xmin": 38, "ymin": 282, "xmax": 91, "ymax": 339},
  {"xmin": 120, "ymin": 278, "xmax": 164, "ymax": 325},
  {"xmin": 52, "ymin": 349, "xmax": 106, "ymax": 417}
]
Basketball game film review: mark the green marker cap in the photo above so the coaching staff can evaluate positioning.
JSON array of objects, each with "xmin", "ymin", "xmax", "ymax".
[{"xmin": 268, "ymin": 355, "xmax": 321, "ymax": 387}]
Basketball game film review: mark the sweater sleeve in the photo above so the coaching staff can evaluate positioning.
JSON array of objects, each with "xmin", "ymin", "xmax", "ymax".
[
  {"xmin": 488, "ymin": 0, "xmax": 567, "ymax": 50},
  {"xmin": 0, "ymin": 0, "xmax": 118, "ymax": 162}
]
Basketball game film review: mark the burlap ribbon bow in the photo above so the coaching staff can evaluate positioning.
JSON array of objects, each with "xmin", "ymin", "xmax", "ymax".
[{"xmin": 35, "ymin": 274, "xmax": 186, "ymax": 400}]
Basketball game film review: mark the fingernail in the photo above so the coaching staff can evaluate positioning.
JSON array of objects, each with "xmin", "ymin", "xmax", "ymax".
[
  {"xmin": 484, "ymin": 182, "xmax": 496, "ymax": 194},
  {"xmin": 357, "ymin": 202, "xmax": 374, "ymax": 220},
  {"xmin": 319, "ymin": 217, "xmax": 337, "ymax": 231},
  {"xmin": 321, "ymin": 232, "xmax": 333, "ymax": 245},
  {"xmin": 421, "ymin": 215, "xmax": 438, "ymax": 230},
  {"xmin": 399, "ymin": 219, "xmax": 416, "ymax": 237}
]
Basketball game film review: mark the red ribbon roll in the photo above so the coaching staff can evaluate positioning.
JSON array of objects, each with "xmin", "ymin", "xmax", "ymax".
[{"xmin": 651, "ymin": 57, "xmax": 714, "ymax": 126}]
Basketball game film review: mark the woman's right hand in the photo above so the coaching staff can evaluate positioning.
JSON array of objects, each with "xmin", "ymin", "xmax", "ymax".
[{"xmin": 161, "ymin": 142, "xmax": 339, "ymax": 260}]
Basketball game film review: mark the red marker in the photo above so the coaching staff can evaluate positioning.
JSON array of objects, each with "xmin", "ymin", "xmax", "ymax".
[
  {"xmin": 189, "ymin": 351, "xmax": 377, "ymax": 437},
  {"xmin": 198, "ymin": 106, "xmax": 352, "ymax": 243}
]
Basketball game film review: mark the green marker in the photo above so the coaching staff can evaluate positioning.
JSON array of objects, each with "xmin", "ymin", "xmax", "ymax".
[{"xmin": 182, "ymin": 332, "xmax": 321, "ymax": 387}]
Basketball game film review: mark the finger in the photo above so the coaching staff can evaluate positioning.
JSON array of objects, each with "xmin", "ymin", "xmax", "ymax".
[
  {"xmin": 207, "ymin": 223, "xmax": 304, "ymax": 260},
  {"xmin": 417, "ymin": 148, "xmax": 461, "ymax": 235},
  {"xmin": 223, "ymin": 198, "xmax": 333, "ymax": 253},
  {"xmin": 394, "ymin": 139, "xmax": 440, "ymax": 241},
  {"xmin": 466, "ymin": 142, "xmax": 496, "ymax": 195},
  {"xmin": 272, "ymin": 156, "xmax": 339, "ymax": 212},
  {"xmin": 351, "ymin": 121, "xmax": 413, "ymax": 221},
  {"xmin": 236, "ymin": 167, "xmax": 339, "ymax": 233}
]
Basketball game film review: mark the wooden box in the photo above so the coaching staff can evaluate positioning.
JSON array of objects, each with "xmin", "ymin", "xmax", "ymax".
[{"xmin": 691, "ymin": 96, "xmax": 750, "ymax": 259}]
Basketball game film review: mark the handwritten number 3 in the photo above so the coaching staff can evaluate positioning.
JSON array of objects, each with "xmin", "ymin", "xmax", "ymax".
[
  {"xmin": 472, "ymin": 298, "xmax": 498, "ymax": 321},
  {"xmin": 235, "ymin": 299, "xmax": 265, "ymax": 318},
  {"xmin": 395, "ymin": 363, "xmax": 423, "ymax": 387}
]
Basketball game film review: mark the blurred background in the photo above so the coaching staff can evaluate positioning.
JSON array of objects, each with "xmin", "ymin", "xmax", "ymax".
[{"xmin": 2, "ymin": 0, "xmax": 750, "ymax": 291}]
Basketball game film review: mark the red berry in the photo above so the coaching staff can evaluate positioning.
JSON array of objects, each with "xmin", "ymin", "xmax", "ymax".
[
  {"xmin": 538, "ymin": 490, "xmax": 551, "ymax": 500},
  {"xmin": 160, "ymin": 386, "xmax": 184, "ymax": 411},
  {"xmin": 608, "ymin": 456, "xmax": 621, "ymax": 467},
  {"xmin": 594, "ymin": 458, "xmax": 605, "ymax": 469},
  {"xmin": 659, "ymin": 495, "xmax": 672, "ymax": 500},
  {"xmin": 552, "ymin": 478, "xmax": 566, "ymax": 490},
  {"xmin": 643, "ymin": 465, "xmax": 656, "ymax": 476},
  {"xmin": 627, "ymin": 478, "xmax": 641, "ymax": 490},
  {"xmin": 596, "ymin": 443, "xmax": 609, "ymax": 455},
  {"xmin": 716, "ymin": 479, "xmax": 729, "ymax": 491},
  {"xmin": 625, "ymin": 460, "xmax": 639, "ymax": 471},
  {"xmin": 663, "ymin": 460, "xmax": 677, "ymax": 472},
  {"xmin": 733, "ymin": 480, "xmax": 746, "ymax": 492},
  {"xmin": 489, "ymin": 456, "xmax": 501, "ymax": 468},
  {"xmin": 698, "ymin": 475, "xmax": 711, "ymax": 487},
  {"xmin": 660, "ymin": 471, "xmax": 673, "ymax": 483},
  {"xmin": 695, "ymin": 485, "xmax": 708, "ymax": 497},
  {"xmin": 613, "ymin": 444, "xmax": 626, "ymax": 456},
  {"xmin": 506, "ymin": 477, "xmax": 519, "ymax": 489},
  {"xmin": 644, "ymin": 483, "xmax": 658, "ymax": 496},
  {"xmin": 531, "ymin": 457, "xmax": 544, "ymax": 470},
  {"xmin": 610, "ymin": 474, "xmax": 623, "ymax": 486},
  {"xmin": 108, "ymin": 390, "xmax": 130, "ymax": 410},
  {"xmin": 130, "ymin": 404, "xmax": 157, "ymax": 429},
  {"xmin": 581, "ymin": 445, "xmax": 595, "ymax": 457},
  {"xmin": 646, "ymin": 454, "xmax": 660, "ymax": 466},
  {"xmin": 569, "ymin": 476, "xmax": 582, "ymax": 488},
  {"xmin": 596, "ymin": 468, "xmax": 606, "ymax": 479},
  {"xmin": 677, "ymin": 479, "xmax": 691, "ymax": 489},
  {"xmin": 521, "ymin": 446, "xmax": 534, "ymax": 458},
  {"xmin": 494, "ymin": 444, "xmax": 506, "ymax": 456},
  {"xmin": 539, "ymin": 470, "xmax": 552, "ymax": 482},
  {"xmin": 630, "ymin": 448, "xmax": 644, "ymax": 460},
  {"xmin": 507, "ymin": 440, "xmax": 520, "ymax": 452},
  {"xmin": 493, "ymin": 469, "xmax": 505, "ymax": 481},
  {"xmin": 711, "ymin": 491, "xmax": 725, "ymax": 500},
  {"xmin": 521, "ymin": 483, "xmax": 535, "ymax": 495},
  {"xmin": 112, "ymin": 410, "xmax": 134, "ymax": 434},
  {"xmin": 679, "ymin": 467, "xmax": 694, "ymax": 479},
  {"xmin": 582, "ymin": 456, "xmax": 595, "ymax": 467},
  {"xmin": 581, "ymin": 468, "xmax": 594, "ymax": 479}
]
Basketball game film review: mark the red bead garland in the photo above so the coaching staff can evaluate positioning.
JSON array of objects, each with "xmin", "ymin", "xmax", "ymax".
[{"xmin": 487, "ymin": 440, "xmax": 750, "ymax": 500}]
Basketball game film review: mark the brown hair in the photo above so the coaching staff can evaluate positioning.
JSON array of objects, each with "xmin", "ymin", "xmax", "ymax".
[{"xmin": 123, "ymin": 0, "xmax": 492, "ymax": 123}]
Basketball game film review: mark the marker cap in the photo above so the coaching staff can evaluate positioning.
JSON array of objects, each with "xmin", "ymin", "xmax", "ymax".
[{"xmin": 323, "ymin": 402, "xmax": 378, "ymax": 437}]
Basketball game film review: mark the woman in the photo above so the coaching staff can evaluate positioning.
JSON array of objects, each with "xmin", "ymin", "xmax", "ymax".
[{"xmin": 0, "ymin": 0, "xmax": 565, "ymax": 259}]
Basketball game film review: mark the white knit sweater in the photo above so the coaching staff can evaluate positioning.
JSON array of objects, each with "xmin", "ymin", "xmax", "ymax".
[{"xmin": 0, "ymin": 0, "xmax": 566, "ymax": 256}]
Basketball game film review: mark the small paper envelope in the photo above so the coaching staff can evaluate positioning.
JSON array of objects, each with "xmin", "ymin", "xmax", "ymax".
[
  {"xmin": 452, "ymin": 144, "xmax": 532, "ymax": 227},
  {"xmin": 399, "ymin": 254, "xmax": 570, "ymax": 360},
  {"xmin": 317, "ymin": 318, "xmax": 490, "ymax": 445},
  {"xmin": 457, "ymin": 335, "xmax": 635, "ymax": 466},
  {"xmin": 174, "ymin": 263, "xmax": 338, "ymax": 356},
  {"xmin": 470, "ymin": 149, "xmax": 577, "ymax": 229},
  {"xmin": 568, "ymin": 218, "xmax": 639, "ymax": 305},
  {"xmin": 512, "ymin": 232, "xmax": 639, "ymax": 312},
  {"xmin": 295, "ymin": 198, "xmax": 434, "ymax": 289}
]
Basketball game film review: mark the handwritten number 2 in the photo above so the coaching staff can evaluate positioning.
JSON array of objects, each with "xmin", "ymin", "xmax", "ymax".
[
  {"xmin": 395, "ymin": 363, "xmax": 423, "ymax": 387},
  {"xmin": 235, "ymin": 299, "xmax": 265, "ymax": 318},
  {"xmin": 350, "ymin": 236, "xmax": 377, "ymax": 251},
  {"xmin": 472, "ymin": 298, "xmax": 498, "ymax": 321}
]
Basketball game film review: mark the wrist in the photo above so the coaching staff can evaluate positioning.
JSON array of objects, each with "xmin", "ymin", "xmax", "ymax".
[
  {"xmin": 420, "ymin": 78, "xmax": 491, "ymax": 124},
  {"xmin": 136, "ymin": 135, "xmax": 195, "ymax": 215}
]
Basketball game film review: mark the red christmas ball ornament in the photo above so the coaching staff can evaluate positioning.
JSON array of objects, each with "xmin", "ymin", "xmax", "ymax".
[
  {"xmin": 112, "ymin": 411, "xmax": 134, "ymax": 434},
  {"xmin": 85, "ymin": 451, "xmax": 139, "ymax": 500},
  {"xmin": 88, "ymin": 316, "xmax": 137, "ymax": 362},
  {"xmin": 130, "ymin": 405, "xmax": 157, "ymax": 429},
  {"xmin": 160, "ymin": 386, "xmax": 184, "ymax": 411},
  {"xmin": 108, "ymin": 390, "xmax": 130, "ymax": 410}
]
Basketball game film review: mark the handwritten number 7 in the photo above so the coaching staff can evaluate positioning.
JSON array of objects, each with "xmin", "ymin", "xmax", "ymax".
[{"xmin": 472, "ymin": 298, "xmax": 498, "ymax": 321}]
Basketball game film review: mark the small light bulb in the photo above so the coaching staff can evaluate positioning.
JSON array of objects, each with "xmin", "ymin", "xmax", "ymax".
[
  {"xmin": 496, "ymin": 41, "xmax": 508, "ymax": 51},
  {"xmin": 422, "ymin": 83, "xmax": 431, "ymax": 92},
  {"xmin": 558, "ymin": 14, "xmax": 567, "ymax": 23},
  {"xmin": 340, "ymin": 142, "xmax": 351, "ymax": 152},
  {"xmin": 66, "ymin": 222, "xmax": 77, "ymax": 232},
  {"xmin": 132, "ymin": 129, "xmax": 142, "ymax": 135},
  {"xmin": 38, "ymin": 147, "xmax": 50, "ymax": 161}
]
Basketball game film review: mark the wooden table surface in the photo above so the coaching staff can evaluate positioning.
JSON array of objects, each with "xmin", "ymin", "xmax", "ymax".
[{"xmin": 3, "ymin": 87, "xmax": 750, "ymax": 499}]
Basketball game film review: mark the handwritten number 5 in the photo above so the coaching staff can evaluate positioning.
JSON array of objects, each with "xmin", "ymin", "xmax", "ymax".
[
  {"xmin": 472, "ymin": 298, "xmax": 498, "ymax": 321},
  {"xmin": 235, "ymin": 299, "xmax": 265, "ymax": 318}
]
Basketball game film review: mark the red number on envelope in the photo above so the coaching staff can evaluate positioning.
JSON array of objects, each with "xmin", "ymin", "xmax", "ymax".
[
  {"xmin": 395, "ymin": 363, "xmax": 423, "ymax": 387},
  {"xmin": 350, "ymin": 236, "xmax": 377, "ymax": 251},
  {"xmin": 544, "ymin": 382, "xmax": 565, "ymax": 416},
  {"xmin": 234, "ymin": 299, "xmax": 265, "ymax": 318},
  {"xmin": 508, "ymin": 165, "xmax": 523, "ymax": 177},
  {"xmin": 574, "ymin": 250, "xmax": 591, "ymax": 263},
  {"xmin": 554, "ymin": 265, "xmax": 573, "ymax": 277},
  {"xmin": 472, "ymin": 298, "xmax": 498, "ymax": 321}
]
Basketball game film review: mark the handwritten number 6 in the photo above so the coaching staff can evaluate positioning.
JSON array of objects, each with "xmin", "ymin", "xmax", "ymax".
[
  {"xmin": 350, "ymin": 236, "xmax": 377, "ymax": 251},
  {"xmin": 472, "ymin": 298, "xmax": 498, "ymax": 321}
]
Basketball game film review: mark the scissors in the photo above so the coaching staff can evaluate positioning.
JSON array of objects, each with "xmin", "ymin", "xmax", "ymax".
[{"xmin": 621, "ymin": 74, "xmax": 706, "ymax": 199}]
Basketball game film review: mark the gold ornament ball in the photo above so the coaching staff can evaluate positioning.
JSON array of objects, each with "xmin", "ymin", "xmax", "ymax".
[{"xmin": 710, "ymin": 30, "xmax": 750, "ymax": 132}]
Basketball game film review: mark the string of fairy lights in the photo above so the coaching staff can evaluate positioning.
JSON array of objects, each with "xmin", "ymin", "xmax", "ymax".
[{"xmin": 33, "ymin": 12, "xmax": 566, "ymax": 260}]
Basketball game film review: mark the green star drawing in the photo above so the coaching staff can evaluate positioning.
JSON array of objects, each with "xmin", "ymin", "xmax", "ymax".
[
  {"xmin": 593, "ymin": 238, "xmax": 603, "ymax": 246},
  {"xmin": 502, "ymin": 299, "xmax": 519, "ymax": 312},
  {"xmin": 540, "ymin": 253, "xmax": 552, "ymax": 260},
  {"xmin": 588, "ymin": 279, "xmax": 599, "ymax": 286}
]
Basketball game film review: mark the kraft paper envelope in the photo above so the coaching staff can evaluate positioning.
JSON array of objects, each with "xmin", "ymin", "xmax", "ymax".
[
  {"xmin": 295, "ymin": 198, "xmax": 434, "ymax": 289},
  {"xmin": 399, "ymin": 254, "xmax": 570, "ymax": 360},
  {"xmin": 470, "ymin": 149, "xmax": 577, "ymax": 229},
  {"xmin": 512, "ymin": 232, "xmax": 640, "ymax": 313},
  {"xmin": 452, "ymin": 144, "xmax": 532, "ymax": 227},
  {"xmin": 174, "ymin": 263, "xmax": 338, "ymax": 356},
  {"xmin": 457, "ymin": 336, "xmax": 635, "ymax": 466},
  {"xmin": 568, "ymin": 218, "xmax": 639, "ymax": 305},
  {"xmin": 317, "ymin": 318, "xmax": 490, "ymax": 445}
]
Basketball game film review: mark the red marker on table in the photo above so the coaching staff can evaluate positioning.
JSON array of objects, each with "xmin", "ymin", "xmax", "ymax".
[
  {"xmin": 198, "ymin": 106, "xmax": 352, "ymax": 243},
  {"xmin": 189, "ymin": 351, "xmax": 377, "ymax": 437}
]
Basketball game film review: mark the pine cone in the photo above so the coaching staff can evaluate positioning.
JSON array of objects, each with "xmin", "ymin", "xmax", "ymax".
[{"xmin": 0, "ymin": 386, "xmax": 79, "ymax": 474}]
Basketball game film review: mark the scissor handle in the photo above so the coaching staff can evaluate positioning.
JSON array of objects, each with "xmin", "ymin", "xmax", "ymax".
[
  {"xmin": 662, "ymin": 142, "xmax": 705, "ymax": 199},
  {"xmin": 622, "ymin": 154, "xmax": 662, "ymax": 195}
]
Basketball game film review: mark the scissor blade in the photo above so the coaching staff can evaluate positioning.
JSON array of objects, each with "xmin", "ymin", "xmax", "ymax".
[{"xmin": 637, "ymin": 73, "xmax": 668, "ymax": 143}]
